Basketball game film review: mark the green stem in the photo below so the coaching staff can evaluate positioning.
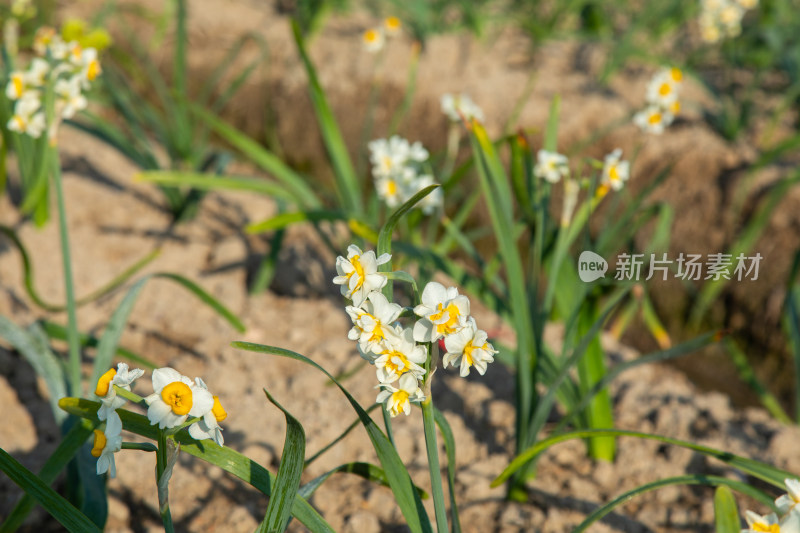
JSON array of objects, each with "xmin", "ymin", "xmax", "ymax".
[
  {"xmin": 421, "ymin": 397, "xmax": 448, "ymax": 533},
  {"xmin": 382, "ymin": 405, "xmax": 396, "ymax": 448},
  {"xmin": 156, "ymin": 431, "xmax": 176, "ymax": 533},
  {"xmin": 51, "ymin": 149, "xmax": 82, "ymax": 397}
]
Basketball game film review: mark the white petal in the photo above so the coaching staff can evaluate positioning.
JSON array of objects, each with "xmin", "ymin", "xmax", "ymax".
[{"xmin": 152, "ymin": 367, "xmax": 183, "ymax": 393}]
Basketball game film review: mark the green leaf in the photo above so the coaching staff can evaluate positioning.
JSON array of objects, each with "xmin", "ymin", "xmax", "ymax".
[
  {"xmin": 0, "ymin": 225, "xmax": 160, "ymax": 312},
  {"xmin": 713, "ymin": 485, "xmax": 741, "ymax": 533},
  {"xmin": 692, "ymin": 168, "xmax": 800, "ymax": 325},
  {"xmin": 305, "ymin": 404, "xmax": 381, "ymax": 466},
  {"xmin": 493, "ymin": 428, "xmax": 796, "ymax": 488},
  {"xmin": 258, "ymin": 390, "xmax": 306, "ymax": 533},
  {"xmin": 232, "ymin": 342, "xmax": 433, "ymax": 533},
  {"xmin": 298, "ymin": 462, "xmax": 427, "ymax": 500},
  {"xmin": 191, "ymin": 105, "xmax": 321, "ymax": 209},
  {"xmin": 291, "ymin": 19, "xmax": 362, "ymax": 215},
  {"xmin": 58, "ymin": 398, "xmax": 335, "ymax": 533},
  {"xmin": 136, "ymin": 171, "xmax": 298, "ymax": 204},
  {"xmin": 543, "ymin": 95, "xmax": 560, "ymax": 152},
  {"xmin": 247, "ymin": 210, "xmax": 348, "ymax": 234},
  {"xmin": 574, "ymin": 475, "xmax": 769, "ymax": 533},
  {"xmin": 470, "ymin": 122, "xmax": 536, "ymax": 460},
  {"xmin": 0, "ymin": 448, "xmax": 102, "ymax": 533},
  {"xmin": 0, "ymin": 419, "xmax": 96, "ymax": 533},
  {"xmin": 0, "ymin": 317, "xmax": 67, "ymax": 423},
  {"xmin": 40, "ymin": 320, "xmax": 157, "ymax": 370},
  {"xmin": 90, "ymin": 272, "xmax": 245, "ymax": 392}
]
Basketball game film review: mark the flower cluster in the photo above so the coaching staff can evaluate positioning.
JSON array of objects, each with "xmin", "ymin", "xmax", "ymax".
[
  {"xmin": 441, "ymin": 93, "xmax": 485, "ymax": 123},
  {"xmin": 5, "ymin": 26, "xmax": 101, "ymax": 140},
  {"xmin": 633, "ymin": 67, "xmax": 683, "ymax": 135},
  {"xmin": 742, "ymin": 478, "xmax": 800, "ymax": 532},
  {"xmin": 699, "ymin": 0, "xmax": 758, "ymax": 44},
  {"xmin": 334, "ymin": 245, "xmax": 496, "ymax": 417},
  {"xmin": 91, "ymin": 363, "xmax": 226, "ymax": 477},
  {"xmin": 362, "ymin": 16, "xmax": 402, "ymax": 53},
  {"xmin": 368, "ymin": 135, "xmax": 442, "ymax": 214}
]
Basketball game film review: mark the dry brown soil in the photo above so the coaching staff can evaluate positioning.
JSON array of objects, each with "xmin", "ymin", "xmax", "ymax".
[{"xmin": 2, "ymin": 1, "xmax": 800, "ymax": 532}]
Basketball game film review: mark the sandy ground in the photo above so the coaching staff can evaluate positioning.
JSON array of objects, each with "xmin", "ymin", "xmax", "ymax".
[{"xmin": 3, "ymin": 1, "xmax": 800, "ymax": 531}]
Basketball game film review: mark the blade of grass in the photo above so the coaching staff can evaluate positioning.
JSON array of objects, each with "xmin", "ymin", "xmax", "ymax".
[
  {"xmin": 575, "ymin": 475, "xmax": 769, "ymax": 533},
  {"xmin": 0, "ymin": 317, "xmax": 67, "ymax": 423},
  {"xmin": 191, "ymin": 105, "xmax": 321, "ymax": 208},
  {"xmin": 40, "ymin": 321, "xmax": 157, "ymax": 370},
  {"xmin": 232, "ymin": 342, "xmax": 433, "ymax": 533},
  {"xmin": 493, "ymin": 428, "xmax": 796, "ymax": 488},
  {"xmin": 291, "ymin": 19, "xmax": 362, "ymax": 214},
  {"xmin": 714, "ymin": 485, "xmax": 741, "ymax": 533},
  {"xmin": 0, "ymin": 225, "xmax": 159, "ymax": 312},
  {"xmin": 0, "ymin": 448, "xmax": 102, "ymax": 533},
  {"xmin": 258, "ymin": 389, "xmax": 306, "ymax": 533},
  {"xmin": 0, "ymin": 419, "xmax": 96, "ymax": 533},
  {"xmin": 136, "ymin": 171, "xmax": 298, "ymax": 203},
  {"xmin": 298, "ymin": 462, "xmax": 427, "ymax": 500}
]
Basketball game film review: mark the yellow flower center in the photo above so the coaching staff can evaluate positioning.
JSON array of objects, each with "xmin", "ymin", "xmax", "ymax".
[
  {"xmin": 95, "ymin": 368, "xmax": 117, "ymax": 397},
  {"xmin": 608, "ymin": 164, "xmax": 620, "ymax": 183},
  {"xmin": 671, "ymin": 100, "xmax": 680, "ymax": 114},
  {"xmin": 658, "ymin": 82, "xmax": 672, "ymax": 97},
  {"xmin": 386, "ymin": 179, "xmax": 397, "ymax": 197},
  {"xmin": 13, "ymin": 115, "xmax": 26, "ymax": 130},
  {"xmin": 431, "ymin": 302, "xmax": 463, "ymax": 335},
  {"xmin": 385, "ymin": 16, "xmax": 401, "ymax": 31},
  {"xmin": 71, "ymin": 44, "xmax": 83, "ymax": 60},
  {"xmin": 391, "ymin": 389, "xmax": 410, "ymax": 414},
  {"xmin": 753, "ymin": 524, "xmax": 780, "ymax": 533},
  {"xmin": 211, "ymin": 396, "xmax": 227, "ymax": 422},
  {"xmin": 364, "ymin": 29, "xmax": 379, "ymax": 43},
  {"xmin": 12, "ymin": 75, "xmax": 24, "ymax": 98},
  {"xmin": 346, "ymin": 255, "xmax": 366, "ymax": 292},
  {"xmin": 368, "ymin": 321, "xmax": 386, "ymax": 343},
  {"xmin": 648, "ymin": 112, "xmax": 662, "ymax": 125},
  {"xmin": 670, "ymin": 67, "xmax": 683, "ymax": 83},
  {"xmin": 385, "ymin": 351, "xmax": 411, "ymax": 375},
  {"xmin": 91, "ymin": 429, "xmax": 106, "ymax": 457},
  {"xmin": 87, "ymin": 59, "xmax": 101, "ymax": 81},
  {"xmin": 463, "ymin": 341, "xmax": 477, "ymax": 367},
  {"xmin": 161, "ymin": 381, "xmax": 193, "ymax": 416}
]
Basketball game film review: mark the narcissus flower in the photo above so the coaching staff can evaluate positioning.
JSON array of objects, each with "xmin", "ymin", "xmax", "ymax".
[
  {"xmin": 374, "ymin": 326, "xmax": 427, "ymax": 383},
  {"xmin": 7, "ymin": 95, "xmax": 45, "ymax": 138},
  {"xmin": 601, "ymin": 149, "xmax": 630, "ymax": 191},
  {"xmin": 384, "ymin": 16, "xmax": 402, "ymax": 36},
  {"xmin": 346, "ymin": 292, "xmax": 403, "ymax": 355},
  {"xmin": 188, "ymin": 377, "xmax": 226, "ymax": 446},
  {"xmin": 441, "ymin": 93, "xmax": 485, "ymax": 123},
  {"xmin": 95, "ymin": 363, "xmax": 144, "ymax": 422},
  {"xmin": 633, "ymin": 105, "xmax": 674, "ymax": 135},
  {"xmin": 534, "ymin": 150, "xmax": 569, "ymax": 183},
  {"xmin": 362, "ymin": 28, "xmax": 384, "ymax": 53},
  {"xmin": 646, "ymin": 70, "xmax": 680, "ymax": 108},
  {"xmin": 376, "ymin": 373, "xmax": 425, "ymax": 417},
  {"xmin": 92, "ymin": 413, "xmax": 122, "ymax": 477},
  {"xmin": 55, "ymin": 76, "xmax": 88, "ymax": 119},
  {"xmin": 777, "ymin": 479, "xmax": 800, "ymax": 515},
  {"xmin": 145, "ymin": 368, "xmax": 213, "ymax": 429},
  {"xmin": 413, "ymin": 281, "xmax": 470, "ymax": 342},
  {"xmin": 443, "ymin": 317, "xmax": 497, "ymax": 377},
  {"xmin": 333, "ymin": 245, "xmax": 391, "ymax": 308}
]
